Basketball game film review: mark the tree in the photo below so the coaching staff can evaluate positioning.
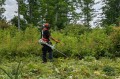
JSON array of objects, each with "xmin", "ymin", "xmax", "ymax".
[
  {"xmin": 17, "ymin": 0, "xmax": 79, "ymax": 29},
  {"xmin": 18, "ymin": 0, "xmax": 41, "ymax": 26},
  {"xmin": 80, "ymin": 0, "xmax": 95, "ymax": 28},
  {"xmin": 102, "ymin": 0, "xmax": 120, "ymax": 26},
  {"xmin": 0, "ymin": 0, "xmax": 6, "ymax": 20},
  {"xmin": 11, "ymin": 16, "xmax": 26, "ymax": 30},
  {"xmin": 36, "ymin": 0, "xmax": 78, "ymax": 29}
]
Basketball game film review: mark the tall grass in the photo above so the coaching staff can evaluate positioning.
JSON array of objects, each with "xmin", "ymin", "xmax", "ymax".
[
  {"xmin": 0, "ymin": 61, "xmax": 22, "ymax": 79},
  {"xmin": 0, "ymin": 26, "xmax": 41, "ymax": 58},
  {"xmin": 0, "ymin": 25, "xmax": 120, "ymax": 58}
]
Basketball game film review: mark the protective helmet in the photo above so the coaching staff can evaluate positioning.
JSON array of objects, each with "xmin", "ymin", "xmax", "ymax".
[{"xmin": 44, "ymin": 23, "xmax": 50, "ymax": 28}]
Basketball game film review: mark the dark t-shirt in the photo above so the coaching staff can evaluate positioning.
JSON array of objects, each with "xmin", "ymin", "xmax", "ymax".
[{"xmin": 42, "ymin": 30, "xmax": 51, "ymax": 41}]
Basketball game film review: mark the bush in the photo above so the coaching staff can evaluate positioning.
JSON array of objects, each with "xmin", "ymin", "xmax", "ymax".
[
  {"xmin": 52, "ymin": 31, "xmax": 79, "ymax": 57},
  {"xmin": 109, "ymin": 27, "xmax": 120, "ymax": 57},
  {"xmin": 50, "ymin": 26, "xmax": 119, "ymax": 58},
  {"xmin": 0, "ymin": 24, "xmax": 120, "ymax": 58},
  {"xmin": 103, "ymin": 65, "xmax": 115, "ymax": 76},
  {"xmin": 63, "ymin": 24, "xmax": 90, "ymax": 37},
  {"xmin": 0, "ymin": 26, "xmax": 41, "ymax": 58},
  {"xmin": 77, "ymin": 28, "xmax": 111, "ymax": 58},
  {"xmin": 0, "ymin": 20, "xmax": 9, "ymax": 29}
]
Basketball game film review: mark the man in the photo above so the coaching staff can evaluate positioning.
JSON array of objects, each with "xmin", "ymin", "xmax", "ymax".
[{"xmin": 40, "ymin": 23, "xmax": 60, "ymax": 63}]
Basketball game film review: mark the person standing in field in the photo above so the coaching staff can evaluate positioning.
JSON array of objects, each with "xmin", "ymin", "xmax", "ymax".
[{"xmin": 40, "ymin": 23, "xmax": 60, "ymax": 63}]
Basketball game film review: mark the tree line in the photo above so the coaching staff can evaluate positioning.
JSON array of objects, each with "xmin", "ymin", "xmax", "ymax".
[{"xmin": 0, "ymin": 0, "xmax": 120, "ymax": 29}]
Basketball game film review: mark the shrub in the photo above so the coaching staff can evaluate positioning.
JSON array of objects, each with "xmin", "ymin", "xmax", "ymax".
[
  {"xmin": 0, "ymin": 24, "xmax": 120, "ymax": 58},
  {"xmin": 63, "ymin": 24, "xmax": 90, "ymax": 37},
  {"xmin": 0, "ymin": 20, "xmax": 9, "ymax": 29},
  {"xmin": 0, "ymin": 26, "xmax": 41, "ymax": 58},
  {"xmin": 103, "ymin": 65, "xmax": 115, "ymax": 76},
  {"xmin": 52, "ymin": 31, "xmax": 79, "ymax": 57},
  {"xmin": 109, "ymin": 27, "xmax": 120, "ymax": 57},
  {"xmin": 77, "ymin": 28, "xmax": 111, "ymax": 58}
]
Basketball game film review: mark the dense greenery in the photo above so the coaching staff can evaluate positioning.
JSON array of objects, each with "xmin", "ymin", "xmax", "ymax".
[
  {"xmin": 80, "ymin": 0, "xmax": 95, "ymax": 27},
  {"xmin": 1, "ymin": 0, "xmax": 120, "ymax": 28},
  {"xmin": 102, "ymin": 0, "xmax": 120, "ymax": 26},
  {"xmin": 0, "ymin": 0, "xmax": 120, "ymax": 78},
  {"xmin": 0, "ymin": 24, "xmax": 120, "ymax": 79},
  {"xmin": 0, "ymin": 0, "xmax": 6, "ymax": 19},
  {"xmin": 0, "ymin": 25, "xmax": 120, "ymax": 59},
  {"xmin": 0, "ymin": 56, "xmax": 120, "ymax": 79},
  {"xmin": 0, "ymin": 20, "xmax": 9, "ymax": 29},
  {"xmin": 17, "ymin": 0, "xmax": 78, "ymax": 29}
]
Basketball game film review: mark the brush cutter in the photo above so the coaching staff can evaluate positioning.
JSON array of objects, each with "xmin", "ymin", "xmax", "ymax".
[{"xmin": 39, "ymin": 39, "xmax": 67, "ymax": 57}]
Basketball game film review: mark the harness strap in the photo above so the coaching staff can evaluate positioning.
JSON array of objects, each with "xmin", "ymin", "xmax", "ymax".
[{"xmin": 41, "ymin": 28, "xmax": 49, "ymax": 42}]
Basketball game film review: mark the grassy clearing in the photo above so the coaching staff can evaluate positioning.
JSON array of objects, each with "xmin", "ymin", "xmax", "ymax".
[
  {"xmin": 0, "ymin": 56, "xmax": 120, "ymax": 79},
  {"xmin": 0, "ymin": 26, "xmax": 120, "ymax": 79}
]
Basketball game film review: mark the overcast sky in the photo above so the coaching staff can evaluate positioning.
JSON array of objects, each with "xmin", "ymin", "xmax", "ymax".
[
  {"xmin": 3, "ymin": 0, "xmax": 18, "ymax": 21},
  {"xmin": 3, "ymin": 0, "xmax": 102, "ymax": 27}
]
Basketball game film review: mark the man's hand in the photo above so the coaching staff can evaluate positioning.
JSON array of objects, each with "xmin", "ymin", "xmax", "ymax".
[
  {"xmin": 50, "ymin": 37, "xmax": 60, "ymax": 43},
  {"xmin": 55, "ymin": 40, "xmax": 60, "ymax": 43}
]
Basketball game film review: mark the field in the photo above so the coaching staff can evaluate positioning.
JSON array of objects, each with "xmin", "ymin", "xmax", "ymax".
[
  {"xmin": 0, "ymin": 26, "xmax": 120, "ymax": 79},
  {"xmin": 1, "ymin": 0, "xmax": 120, "ymax": 78},
  {"xmin": 0, "ymin": 56, "xmax": 120, "ymax": 79}
]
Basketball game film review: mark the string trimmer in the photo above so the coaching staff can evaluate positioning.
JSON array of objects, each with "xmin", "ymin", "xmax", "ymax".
[{"xmin": 39, "ymin": 39, "xmax": 67, "ymax": 57}]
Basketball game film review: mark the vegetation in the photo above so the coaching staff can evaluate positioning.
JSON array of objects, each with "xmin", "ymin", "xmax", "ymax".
[
  {"xmin": 1, "ymin": 0, "xmax": 120, "ymax": 27},
  {"xmin": 0, "ymin": 0, "xmax": 6, "ymax": 20},
  {"xmin": 0, "ymin": 0, "xmax": 120, "ymax": 78},
  {"xmin": 0, "ymin": 25, "xmax": 120, "ymax": 58},
  {"xmin": 0, "ymin": 21, "xmax": 120, "ymax": 79},
  {"xmin": 0, "ymin": 56, "xmax": 120, "ymax": 79},
  {"xmin": 0, "ymin": 21, "xmax": 120, "ymax": 78},
  {"xmin": 80, "ymin": 0, "xmax": 95, "ymax": 27},
  {"xmin": 102, "ymin": 0, "xmax": 120, "ymax": 26},
  {"xmin": 0, "ymin": 20, "xmax": 9, "ymax": 29}
]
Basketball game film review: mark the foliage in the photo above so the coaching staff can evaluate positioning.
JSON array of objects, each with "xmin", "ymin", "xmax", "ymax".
[
  {"xmin": 0, "ymin": 0, "xmax": 6, "ymax": 19},
  {"xmin": 0, "ymin": 26, "xmax": 41, "ymax": 58},
  {"xmin": 0, "ymin": 25, "xmax": 120, "ymax": 58},
  {"xmin": 0, "ymin": 20, "xmax": 9, "ymax": 29},
  {"xmin": 17, "ymin": 0, "xmax": 78, "ymax": 29},
  {"xmin": 18, "ymin": 0, "xmax": 41, "ymax": 26},
  {"xmin": 109, "ymin": 27, "xmax": 120, "ymax": 57},
  {"xmin": 10, "ymin": 16, "xmax": 27, "ymax": 30},
  {"xmin": 103, "ymin": 65, "xmax": 115, "ymax": 76},
  {"xmin": 0, "ymin": 57, "xmax": 120, "ymax": 79},
  {"xmin": 76, "ymin": 28, "xmax": 111, "ymax": 58},
  {"xmin": 80, "ymin": 0, "xmax": 95, "ymax": 27},
  {"xmin": 52, "ymin": 25, "xmax": 119, "ymax": 59},
  {"xmin": 102, "ymin": 0, "xmax": 120, "ymax": 26},
  {"xmin": 63, "ymin": 24, "xmax": 90, "ymax": 36},
  {"xmin": 0, "ymin": 24, "xmax": 120, "ymax": 78},
  {"xmin": 0, "ymin": 62, "xmax": 22, "ymax": 79}
]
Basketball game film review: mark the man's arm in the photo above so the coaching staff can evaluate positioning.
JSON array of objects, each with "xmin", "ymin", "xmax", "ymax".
[{"xmin": 50, "ymin": 36, "xmax": 60, "ymax": 43}]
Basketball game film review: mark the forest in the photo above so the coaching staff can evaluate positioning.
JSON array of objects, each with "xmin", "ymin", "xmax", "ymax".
[{"xmin": 0, "ymin": 0, "xmax": 120, "ymax": 79}]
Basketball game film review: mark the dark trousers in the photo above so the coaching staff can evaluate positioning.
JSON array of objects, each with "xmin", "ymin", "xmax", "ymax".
[{"xmin": 42, "ymin": 44, "xmax": 53, "ymax": 62}]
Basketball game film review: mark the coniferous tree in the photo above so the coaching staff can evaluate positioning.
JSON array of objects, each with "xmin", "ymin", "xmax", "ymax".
[
  {"xmin": 38, "ymin": 0, "xmax": 78, "ymax": 29},
  {"xmin": 15, "ymin": 0, "xmax": 79, "ymax": 29},
  {"xmin": 80, "ymin": 0, "xmax": 95, "ymax": 28},
  {"xmin": 102, "ymin": 0, "xmax": 120, "ymax": 26},
  {"xmin": 18, "ymin": 0, "xmax": 40, "ymax": 25},
  {"xmin": 0, "ymin": 0, "xmax": 6, "ymax": 20}
]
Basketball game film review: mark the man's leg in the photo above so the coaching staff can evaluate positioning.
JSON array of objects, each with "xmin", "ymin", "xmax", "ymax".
[
  {"xmin": 42, "ymin": 45, "xmax": 47, "ymax": 63},
  {"xmin": 48, "ymin": 47, "xmax": 53, "ymax": 62}
]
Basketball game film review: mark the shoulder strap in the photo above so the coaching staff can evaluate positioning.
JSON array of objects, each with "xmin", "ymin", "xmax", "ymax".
[{"xmin": 41, "ymin": 28, "xmax": 48, "ymax": 38}]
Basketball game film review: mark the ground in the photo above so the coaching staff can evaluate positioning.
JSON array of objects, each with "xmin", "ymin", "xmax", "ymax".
[{"xmin": 0, "ymin": 56, "xmax": 120, "ymax": 79}]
